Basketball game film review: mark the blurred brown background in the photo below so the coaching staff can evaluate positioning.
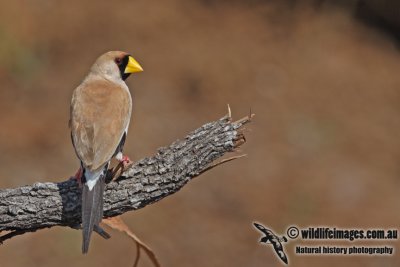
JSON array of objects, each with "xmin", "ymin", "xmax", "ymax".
[{"xmin": 0, "ymin": 0, "xmax": 399, "ymax": 266}]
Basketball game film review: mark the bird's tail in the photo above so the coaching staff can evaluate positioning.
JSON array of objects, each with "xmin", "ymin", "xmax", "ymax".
[{"xmin": 82, "ymin": 169, "xmax": 105, "ymax": 254}]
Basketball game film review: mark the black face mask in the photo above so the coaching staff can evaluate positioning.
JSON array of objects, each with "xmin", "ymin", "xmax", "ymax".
[{"xmin": 117, "ymin": 55, "xmax": 131, "ymax": 81}]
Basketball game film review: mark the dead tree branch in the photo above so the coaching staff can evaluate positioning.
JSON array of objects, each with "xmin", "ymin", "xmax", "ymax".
[{"xmin": 0, "ymin": 113, "xmax": 253, "ymax": 242}]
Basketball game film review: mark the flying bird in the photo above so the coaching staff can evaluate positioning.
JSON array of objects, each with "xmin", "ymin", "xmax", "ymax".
[
  {"xmin": 70, "ymin": 51, "xmax": 143, "ymax": 253},
  {"xmin": 253, "ymin": 222, "xmax": 289, "ymax": 264}
]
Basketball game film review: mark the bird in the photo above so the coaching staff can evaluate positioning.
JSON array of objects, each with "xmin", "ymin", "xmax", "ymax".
[
  {"xmin": 69, "ymin": 51, "xmax": 143, "ymax": 254},
  {"xmin": 253, "ymin": 222, "xmax": 289, "ymax": 264}
]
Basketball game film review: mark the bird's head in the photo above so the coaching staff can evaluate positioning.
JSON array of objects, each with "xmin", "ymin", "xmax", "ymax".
[{"xmin": 90, "ymin": 51, "xmax": 143, "ymax": 83}]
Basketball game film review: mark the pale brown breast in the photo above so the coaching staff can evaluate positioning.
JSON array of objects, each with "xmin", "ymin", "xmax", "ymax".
[{"xmin": 70, "ymin": 79, "xmax": 132, "ymax": 171}]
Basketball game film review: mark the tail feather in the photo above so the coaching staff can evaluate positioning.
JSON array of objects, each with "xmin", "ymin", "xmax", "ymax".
[{"xmin": 82, "ymin": 174, "xmax": 105, "ymax": 254}]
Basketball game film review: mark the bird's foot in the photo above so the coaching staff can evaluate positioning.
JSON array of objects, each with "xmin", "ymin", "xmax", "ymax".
[
  {"xmin": 109, "ymin": 154, "xmax": 134, "ymax": 182},
  {"xmin": 119, "ymin": 155, "xmax": 133, "ymax": 169}
]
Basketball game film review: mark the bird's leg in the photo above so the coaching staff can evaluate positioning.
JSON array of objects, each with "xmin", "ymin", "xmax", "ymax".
[{"xmin": 71, "ymin": 166, "xmax": 83, "ymax": 188}]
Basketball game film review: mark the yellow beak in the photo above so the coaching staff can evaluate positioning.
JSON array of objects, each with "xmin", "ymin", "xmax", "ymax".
[{"xmin": 124, "ymin": 56, "xmax": 143, "ymax": 74}]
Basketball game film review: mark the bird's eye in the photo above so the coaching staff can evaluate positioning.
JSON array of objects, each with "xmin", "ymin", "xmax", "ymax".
[{"xmin": 115, "ymin": 58, "xmax": 122, "ymax": 65}]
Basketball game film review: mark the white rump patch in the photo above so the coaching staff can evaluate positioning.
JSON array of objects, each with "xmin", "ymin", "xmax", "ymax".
[
  {"xmin": 85, "ymin": 168, "xmax": 104, "ymax": 191},
  {"xmin": 115, "ymin": 152, "xmax": 123, "ymax": 161}
]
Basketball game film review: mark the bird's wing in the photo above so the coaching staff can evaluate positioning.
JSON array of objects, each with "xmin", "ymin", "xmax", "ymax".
[
  {"xmin": 272, "ymin": 241, "xmax": 288, "ymax": 264},
  {"xmin": 264, "ymin": 229, "xmax": 275, "ymax": 236},
  {"xmin": 70, "ymin": 79, "xmax": 132, "ymax": 170}
]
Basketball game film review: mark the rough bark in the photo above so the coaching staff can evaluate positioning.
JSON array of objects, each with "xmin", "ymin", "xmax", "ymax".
[{"xmin": 0, "ymin": 113, "xmax": 252, "ymax": 241}]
